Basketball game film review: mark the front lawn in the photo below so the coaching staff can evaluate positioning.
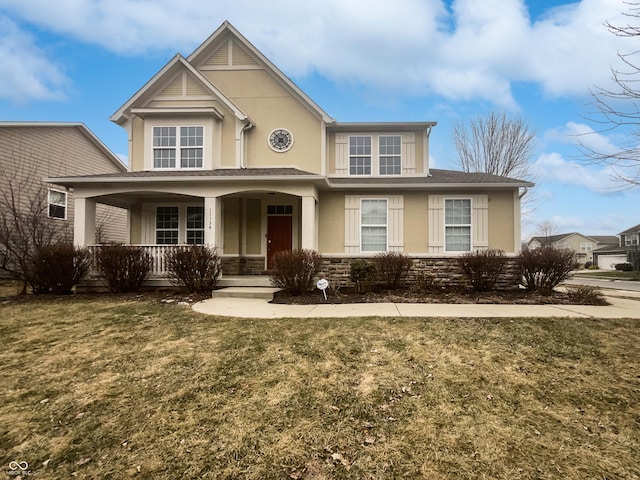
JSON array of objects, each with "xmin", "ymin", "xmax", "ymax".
[{"xmin": 1, "ymin": 295, "xmax": 639, "ymax": 479}]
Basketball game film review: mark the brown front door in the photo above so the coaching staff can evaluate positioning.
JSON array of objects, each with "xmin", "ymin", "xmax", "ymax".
[{"xmin": 267, "ymin": 215, "xmax": 292, "ymax": 269}]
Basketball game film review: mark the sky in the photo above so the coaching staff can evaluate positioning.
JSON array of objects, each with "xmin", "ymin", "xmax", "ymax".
[{"xmin": 1, "ymin": 0, "xmax": 639, "ymax": 240}]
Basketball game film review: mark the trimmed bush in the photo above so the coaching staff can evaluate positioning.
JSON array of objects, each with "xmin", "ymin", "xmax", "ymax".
[
  {"xmin": 373, "ymin": 251, "xmax": 412, "ymax": 289},
  {"xmin": 349, "ymin": 259, "xmax": 377, "ymax": 293},
  {"xmin": 270, "ymin": 249, "xmax": 322, "ymax": 295},
  {"xmin": 29, "ymin": 244, "xmax": 90, "ymax": 294},
  {"xmin": 565, "ymin": 285, "xmax": 609, "ymax": 306},
  {"xmin": 95, "ymin": 244, "xmax": 152, "ymax": 293},
  {"xmin": 165, "ymin": 245, "xmax": 221, "ymax": 294},
  {"xmin": 615, "ymin": 262, "xmax": 633, "ymax": 272},
  {"xmin": 584, "ymin": 261, "xmax": 592, "ymax": 269},
  {"xmin": 518, "ymin": 246, "xmax": 576, "ymax": 295},
  {"xmin": 458, "ymin": 249, "xmax": 507, "ymax": 292}
]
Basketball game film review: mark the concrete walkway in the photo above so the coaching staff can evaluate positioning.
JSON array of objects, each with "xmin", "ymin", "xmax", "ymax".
[{"xmin": 193, "ymin": 289, "xmax": 640, "ymax": 319}]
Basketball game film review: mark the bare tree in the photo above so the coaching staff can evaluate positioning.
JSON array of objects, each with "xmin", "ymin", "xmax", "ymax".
[
  {"xmin": 0, "ymin": 153, "xmax": 69, "ymax": 293},
  {"xmin": 536, "ymin": 220, "xmax": 558, "ymax": 245},
  {"xmin": 584, "ymin": 2, "xmax": 640, "ymax": 187},
  {"xmin": 452, "ymin": 112, "xmax": 537, "ymax": 182}
]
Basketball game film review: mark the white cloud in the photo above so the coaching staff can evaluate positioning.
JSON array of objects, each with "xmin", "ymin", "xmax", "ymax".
[
  {"xmin": 0, "ymin": 0, "xmax": 630, "ymax": 105},
  {"xmin": 533, "ymin": 151, "xmax": 621, "ymax": 191},
  {"xmin": 545, "ymin": 122, "xmax": 621, "ymax": 155},
  {"xmin": 0, "ymin": 16, "xmax": 69, "ymax": 103}
]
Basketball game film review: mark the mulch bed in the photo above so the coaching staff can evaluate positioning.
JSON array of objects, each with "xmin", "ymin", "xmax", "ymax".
[{"xmin": 271, "ymin": 287, "xmax": 589, "ymax": 305}]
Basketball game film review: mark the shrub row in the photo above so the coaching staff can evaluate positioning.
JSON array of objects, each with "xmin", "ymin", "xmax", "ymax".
[{"xmin": 271, "ymin": 246, "xmax": 577, "ymax": 296}]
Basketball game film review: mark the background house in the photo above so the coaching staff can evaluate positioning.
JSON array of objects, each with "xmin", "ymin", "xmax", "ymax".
[
  {"xmin": 592, "ymin": 223, "xmax": 640, "ymax": 269},
  {"xmin": 49, "ymin": 22, "xmax": 532, "ymax": 287},
  {"xmin": 0, "ymin": 122, "xmax": 128, "ymax": 251},
  {"xmin": 527, "ymin": 232, "xmax": 618, "ymax": 265}
]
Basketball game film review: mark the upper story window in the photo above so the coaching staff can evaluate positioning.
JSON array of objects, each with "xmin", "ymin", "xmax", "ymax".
[
  {"xmin": 48, "ymin": 188, "xmax": 67, "ymax": 220},
  {"xmin": 625, "ymin": 234, "xmax": 638, "ymax": 246},
  {"xmin": 153, "ymin": 126, "xmax": 203, "ymax": 169},
  {"xmin": 349, "ymin": 136, "xmax": 371, "ymax": 175},
  {"xmin": 444, "ymin": 198, "xmax": 471, "ymax": 252},
  {"xmin": 379, "ymin": 135, "xmax": 401, "ymax": 175},
  {"xmin": 580, "ymin": 242, "xmax": 592, "ymax": 251}
]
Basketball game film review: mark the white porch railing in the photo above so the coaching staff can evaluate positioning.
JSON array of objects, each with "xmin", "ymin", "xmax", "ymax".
[{"xmin": 88, "ymin": 244, "xmax": 193, "ymax": 277}]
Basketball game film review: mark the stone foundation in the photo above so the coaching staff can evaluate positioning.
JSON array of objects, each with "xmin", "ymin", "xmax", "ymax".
[
  {"xmin": 318, "ymin": 256, "xmax": 520, "ymax": 290},
  {"xmin": 221, "ymin": 256, "xmax": 266, "ymax": 275}
]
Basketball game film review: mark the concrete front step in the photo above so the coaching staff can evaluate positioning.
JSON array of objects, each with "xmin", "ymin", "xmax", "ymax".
[
  {"xmin": 217, "ymin": 275, "xmax": 272, "ymax": 287},
  {"xmin": 212, "ymin": 287, "xmax": 281, "ymax": 300}
]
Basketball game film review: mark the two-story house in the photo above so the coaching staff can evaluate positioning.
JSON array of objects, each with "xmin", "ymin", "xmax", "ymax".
[
  {"xmin": 49, "ymin": 22, "xmax": 532, "ymax": 285},
  {"xmin": 592, "ymin": 223, "xmax": 640, "ymax": 269},
  {"xmin": 527, "ymin": 232, "xmax": 618, "ymax": 265}
]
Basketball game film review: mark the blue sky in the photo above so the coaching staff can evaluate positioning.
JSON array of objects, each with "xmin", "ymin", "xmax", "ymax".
[{"xmin": 0, "ymin": 0, "xmax": 638, "ymax": 239}]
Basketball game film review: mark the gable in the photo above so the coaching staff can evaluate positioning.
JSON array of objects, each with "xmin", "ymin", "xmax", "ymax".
[
  {"xmin": 152, "ymin": 71, "xmax": 218, "ymax": 103},
  {"xmin": 199, "ymin": 37, "xmax": 260, "ymax": 69}
]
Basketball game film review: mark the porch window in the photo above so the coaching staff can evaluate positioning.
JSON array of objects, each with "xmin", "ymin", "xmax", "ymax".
[
  {"xmin": 156, "ymin": 207, "xmax": 179, "ymax": 244},
  {"xmin": 153, "ymin": 126, "xmax": 203, "ymax": 169},
  {"xmin": 379, "ymin": 135, "xmax": 401, "ymax": 175},
  {"xmin": 444, "ymin": 199, "xmax": 471, "ymax": 252},
  {"xmin": 361, "ymin": 199, "xmax": 387, "ymax": 252},
  {"xmin": 349, "ymin": 136, "xmax": 371, "ymax": 175},
  {"xmin": 48, "ymin": 188, "xmax": 67, "ymax": 219},
  {"xmin": 186, "ymin": 206, "xmax": 205, "ymax": 244}
]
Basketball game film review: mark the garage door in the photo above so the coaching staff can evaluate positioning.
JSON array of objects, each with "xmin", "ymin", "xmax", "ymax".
[{"xmin": 597, "ymin": 254, "xmax": 627, "ymax": 270}]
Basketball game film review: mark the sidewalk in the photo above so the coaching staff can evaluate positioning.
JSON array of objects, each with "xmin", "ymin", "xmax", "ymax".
[{"xmin": 192, "ymin": 290, "xmax": 640, "ymax": 319}]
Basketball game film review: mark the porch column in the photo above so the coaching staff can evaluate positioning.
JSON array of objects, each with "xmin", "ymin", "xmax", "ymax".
[
  {"xmin": 204, "ymin": 196, "xmax": 221, "ymax": 249},
  {"xmin": 301, "ymin": 196, "xmax": 317, "ymax": 250},
  {"xmin": 74, "ymin": 197, "xmax": 96, "ymax": 247}
]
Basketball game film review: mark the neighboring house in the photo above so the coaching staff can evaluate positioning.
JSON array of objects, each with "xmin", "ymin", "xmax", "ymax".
[
  {"xmin": 49, "ymin": 22, "xmax": 532, "ymax": 285},
  {"xmin": 0, "ymin": 122, "xmax": 128, "ymax": 247},
  {"xmin": 528, "ymin": 233, "xmax": 618, "ymax": 265},
  {"xmin": 592, "ymin": 223, "xmax": 640, "ymax": 269}
]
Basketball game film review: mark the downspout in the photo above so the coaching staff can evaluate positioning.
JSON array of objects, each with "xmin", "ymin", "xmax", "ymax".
[{"xmin": 239, "ymin": 121, "xmax": 254, "ymax": 169}]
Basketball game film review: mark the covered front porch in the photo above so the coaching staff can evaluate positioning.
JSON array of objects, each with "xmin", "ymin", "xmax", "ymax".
[{"xmin": 67, "ymin": 173, "xmax": 322, "ymax": 282}]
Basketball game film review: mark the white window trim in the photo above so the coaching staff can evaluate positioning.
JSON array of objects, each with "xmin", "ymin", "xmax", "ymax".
[
  {"xmin": 378, "ymin": 134, "xmax": 402, "ymax": 176},
  {"xmin": 443, "ymin": 197, "xmax": 473, "ymax": 253},
  {"xmin": 360, "ymin": 198, "xmax": 388, "ymax": 253},
  {"xmin": 47, "ymin": 188, "xmax": 67, "ymax": 220},
  {"xmin": 152, "ymin": 125, "xmax": 205, "ymax": 170},
  {"xmin": 152, "ymin": 203, "xmax": 206, "ymax": 245},
  {"xmin": 348, "ymin": 135, "xmax": 372, "ymax": 176},
  {"xmin": 348, "ymin": 134, "xmax": 403, "ymax": 177}
]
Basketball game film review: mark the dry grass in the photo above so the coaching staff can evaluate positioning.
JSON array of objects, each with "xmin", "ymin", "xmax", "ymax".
[{"xmin": 1, "ymin": 294, "xmax": 639, "ymax": 479}]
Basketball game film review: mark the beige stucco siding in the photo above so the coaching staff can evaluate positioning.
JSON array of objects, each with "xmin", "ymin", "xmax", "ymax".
[
  {"xmin": 204, "ymin": 70, "xmax": 324, "ymax": 174},
  {"xmin": 131, "ymin": 117, "xmax": 145, "ymax": 171},
  {"xmin": 318, "ymin": 188, "xmax": 518, "ymax": 255},
  {"xmin": 487, "ymin": 190, "xmax": 516, "ymax": 252},
  {"xmin": 223, "ymin": 198, "xmax": 241, "ymax": 254},
  {"xmin": 245, "ymin": 199, "xmax": 262, "ymax": 254}
]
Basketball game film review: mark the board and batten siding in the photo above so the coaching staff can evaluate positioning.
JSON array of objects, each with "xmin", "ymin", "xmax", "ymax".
[
  {"xmin": 344, "ymin": 195, "xmax": 404, "ymax": 253},
  {"xmin": 427, "ymin": 194, "xmax": 488, "ymax": 254}
]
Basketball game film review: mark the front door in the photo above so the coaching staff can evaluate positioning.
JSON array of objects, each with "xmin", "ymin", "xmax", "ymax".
[{"xmin": 267, "ymin": 215, "xmax": 292, "ymax": 269}]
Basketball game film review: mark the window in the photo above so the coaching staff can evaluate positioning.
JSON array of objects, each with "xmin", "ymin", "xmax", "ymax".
[
  {"xmin": 361, "ymin": 199, "xmax": 387, "ymax": 252},
  {"xmin": 625, "ymin": 234, "xmax": 638, "ymax": 246},
  {"xmin": 580, "ymin": 242, "xmax": 592, "ymax": 251},
  {"xmin": 48, "ymin": 189, "xmax": 67, "ymax": 219},
  {"xmin": 156, "ymin": 207, "xmax": 179, "ymax": 244},
  {"xmin": 349, "ymin": 136, "xmax": 371, "ymax": 175},
  {"xmin": 267, "ymin": 205, "xmax": 293, "ymax": 215},
  {"xmin": 379, "ymin": 135, "xmax": 401, "ymax": 175},
  {"xmin": 186, "ymin": 206, "xmax": 204, "ymax": 244},
  {"xmin": 153, "ymin": 126, "xmax": 203, "ymax": 169},
  {"xmin": 444, "ymin": 199, "xmax": 471, "ymax": 252}
]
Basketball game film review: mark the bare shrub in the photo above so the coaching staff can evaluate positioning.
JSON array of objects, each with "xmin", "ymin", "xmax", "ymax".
[
  {"xmin": 349, "ymin": 259, "xmax": 377, "ymax": 293},
  {"xmin": 270, "ymin": 249, "xmax": 322, "ymax": 295},
  {"xmin": 458, "ymin": 249, "xmax": 507, "ymax": 292},
  {"xmin": 373, "ymin": 251, "xmax": 412, "ymax": 289},
  {"xmin": 29, "ymin": 244, "xmax": 91, "ymax": 294},
  {"xmin": 565, "ymin": 285, "xmax": 610, "ymax": 306},
  {"xmin": 165, "ymin": 245, "xmax": 221, "ymax": 294},
  {"xmin": 95, "ymin": 244, "xmax": 152, "ymax": 293},
  {"xmin": 518, "ymin": 246, "xmax": 576, "ymax": 295}
]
